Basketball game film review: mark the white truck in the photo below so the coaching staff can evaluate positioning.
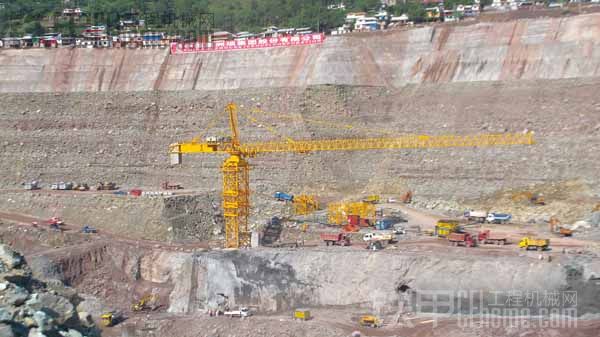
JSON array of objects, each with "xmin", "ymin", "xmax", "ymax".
[
  {"xmin": 463, "ymin": 210, "xmax": 487, "ymax": 223},
  {"xmin": 362, "ymin": 232, "xmax": 395, "ymax": 243},
  {"xmin": 224, "ymin": 307, "xmax": 251, "ymax": 318}
]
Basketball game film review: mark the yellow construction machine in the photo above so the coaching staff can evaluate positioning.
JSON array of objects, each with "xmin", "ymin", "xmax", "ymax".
[
  {"xmin": 519, "ymin": 237, "xmax": 550, "ymax": 251},
  {"xmin": 100, "ymin": 311, "xmax": 122, "ymax": 327},
  {"xmin": 131, "ymin": 294, "xmax": 158, "ymax": 312},
  {"xmin": 168, "ymin": 103, "xmax": 535, "ymax": 248},
  {"xmin": 359, "ymin": 315, "xmax": 381, "ymax": 328},
  {"xmin": 434, "ymin": 220, "xmax": 460, "ymax": 237}
]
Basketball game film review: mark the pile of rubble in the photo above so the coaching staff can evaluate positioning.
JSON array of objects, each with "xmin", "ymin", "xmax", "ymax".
[{"xmin": 0, "ymin": 244, "xmax": 98, "ymax": 337}]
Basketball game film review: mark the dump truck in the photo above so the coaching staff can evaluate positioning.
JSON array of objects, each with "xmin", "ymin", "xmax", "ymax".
[
  {"xmin": 51, "ymin": 182, "xmax": 73, "ymax": 190},
  {"xmin": 434, "ymin": 220, "xmax": 460, "ymax": 237},
  {"xmin": 72, "ymin": 183, "xmax": 90, "ymax": 191},
  {"xmin": 320, "ymin": 233, "xmax": 351, "ymax": 246},
  {"xmin": 23, "ymin": 181, "xmax": 40, "ymax": 190},
  {"xmin": 81, "ymin": 225, "xmax": 97, "ymax": 234},
  {"xmin": 101, "ymin": 311, "xmax": 123, "ymax": 327},
  {"xmin": 478, "ymin": 230, "xmax": 507, "ymax": 245},
  {"xmin": 463, "ymin": 210, "xmax": 487, "ymax": 223},
  {"xmin": 486, "ymin": 213, "xmax": 511, "ymax": 224},
  {"xmin": 224, "ymin": 307, "xmax": 251, "ymax": 318},
  {"xmin": 447, "ymin": 232, "xmax": 476, "ymax": 247},
  {"xmin": 362, "ymin": 195, "xmax": 380, "ymax": 204},
  {"xmin": 161, "ymin": 181, "xmax": 183, "ymax": 190},
  {"xmin": 362, "ymin": 232, "xmax": 395, "ymax": 243},
  {"xmin": 359, "ymin": 315, "xmax": 381, "ymax": 328},
  {"xmin": 519, "ymin": 237, "xmax": 550, "ymax": 251},
  {"xmin": 293, "ymin": 309, "xmax": 311, "ymax": 321},
  {"xmin": 96, "ymin": 182, "xmax": 117, "ymax": 190},
  {"xmin": 274, "ymin": 191, "xmax": 294, "ymax": 202}
]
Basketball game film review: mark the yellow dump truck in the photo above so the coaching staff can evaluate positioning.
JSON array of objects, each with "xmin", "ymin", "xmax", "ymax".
[
  {"xmin": 294, "ymin": 309, "xmax": 311, "ymax": 321},
  {"xmin": 519, "ymin": 237, "xmax": 550, "ymax": 251},
  {"xmin": 362, "ymin": 195, "xmax": 380, "ymax": 204},
  {"xmin": 359, "ymin": 315, "xmax": 381, "ymax": 328},
  {"xmin": 434, "ymin": 220, "xmax": 460, "ymax": 237}
]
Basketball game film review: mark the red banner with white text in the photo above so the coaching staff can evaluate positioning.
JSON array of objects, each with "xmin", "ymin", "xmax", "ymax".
[{"xmin": 170, "ymin": 33, "xmax": 325, "ymax": 54}]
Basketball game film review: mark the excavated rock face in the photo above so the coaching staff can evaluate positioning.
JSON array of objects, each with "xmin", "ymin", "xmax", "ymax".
[{"xmin": 0, "ymin": 244, "xmax": 98, "ymax": 337}]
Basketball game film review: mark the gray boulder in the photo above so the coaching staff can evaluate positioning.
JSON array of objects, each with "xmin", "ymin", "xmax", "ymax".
[
  {"xmin": 0, "ymin": 307, "xmax": 12, "ymax": 322},
  {"xmin": 26, "ymin": 293, "xmax": 75, "ymax": 325},
  {"xmin": 28, "ymin": 327, "xmax": 48, "ymax": 337},
  {"xmin": 2, "ymin": 284, "xmax": 29, "ymax": 306},
  {"xmin": 60, "ymin": 329, "xmax": 84, "ymax": 337},
  {"xmin": 0, "ymin": 323, "xmax": 15, "ymax": 337},
  {"xmin": 589, "ymin": 212, "xmax": 600, "ymax": 226},
  {"xmin": 0, "ymin": 245, "xmax": 23, "ymax": 270},
  {"xmin": 33, "ymin": 310, "xmax": 54, "ymax": 332}
]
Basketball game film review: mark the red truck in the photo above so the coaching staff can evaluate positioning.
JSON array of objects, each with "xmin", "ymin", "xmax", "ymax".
[
  {"xmin": 478, "ymin": 230, "xmax": 508, "ymax": 245},
  {"xmin": 320, "ymin": 233, "xmax": 351, "ymax": 246},
  {"xmin": 447, "ymin": 232, "xmax": 476, "ymax": 247}
]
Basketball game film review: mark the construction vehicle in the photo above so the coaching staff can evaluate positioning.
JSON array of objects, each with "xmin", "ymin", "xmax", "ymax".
[
  {"xmin": 96, "ymin": 182, "xmax": 117, "ymax": 190},
  {"xmin": 518, "ymin": 237, "xmax": 550, "ymax": 251},
  {"xmin": 292, "ymin": 195, "xmax": 319, "ymax": 215},
  {"xmin": 51, "ymin": 182, "xmax": 73, "ymax": 190},
  {"xmin": 72, "ymin": 183, "xmax": 90, "ymax": 191},
  {"xmin": 478, "ymin": 230, "xmax": 507, "ymax": 245},
  {"xmin": 320, "ymin": 232, "xmax": 351, "ymax": 246},
  {"xmin": 362, "ymin": 195, "xmax": 380, "ymax": 204},
  {"xmin": 401, "ymin": 190, "xmax": 413, "ymax": 204},
  {"xmin": 464, "ymin": 210, "xmax": 487, "ymax": 223},
  {"xmin": 131, "ymin": 294, "xmax": 158, "ymax": 312},
  {"xmin": 486, "ymin": 213, "xmax": 511, "ymax": 224},
  {"xmin": 359, "ymin": 315, "xmax": 381, "ymax": 328},
  {"xmin": 224, "ymin": 307, "xmax": 251, "ymax": 318},
  {"xmin": 168, "ymin": 103, "xmax": 535, "ymax": 248},
  {"xmin": 549, "ymin": 217, "xmax": 573, "ymax": 237},
  {"xmin": 293, "ymin": 309, "xmax": 311, "ymax": 320},
  {"xmin": 329, "ymin": 202, "xmax": 376, "ymax": 226},
  {"xmin": 434, "ymin": 220, "xmax": 460, "ymax": 237},
  {"xmin": 530, "ymin": 194, "xmax": 545, "ymax": 205},
  {"xmin": 274, "ymin": 191, "xmax": 294, "ymax": 202},
  {"xmin": 161, "ymin": 181, "xmax": 183, "ymax": 190},
  {"xmin": 100, "ymin": 311, "xmax": 123, "ymax": 327},
  {"xmin": 23, "ymin": 181, "xmax": 40, "ymax": 190},
  {"xmin": 48, "ymin": 217, "xmax": 63, "ymax": 231},
  {"xmin": 447, "ymin": 232, "xmax": 477, "ymax": 247},
  {"xmin": 81, "ymin": 225, "xmax": 97, "ymax": 234},
  {"xmin": 363, "ymin": 232, "xmax": 395, "ymax": 243},
  {"xmin": 511, "ymin": 191, "xmax": 546, "ymax": 205}
]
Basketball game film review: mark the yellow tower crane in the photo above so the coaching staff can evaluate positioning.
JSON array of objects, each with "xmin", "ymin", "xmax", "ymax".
[{"xmin": 169, "ymin": 103, "xmax": 535, "ymax": 248}]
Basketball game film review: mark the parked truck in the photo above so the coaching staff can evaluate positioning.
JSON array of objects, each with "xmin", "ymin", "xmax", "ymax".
[
  {"xmin": 463, "ymin": 210, "xmax": 487, "ymax": 223},
  {"xmin": 274, "ymin": 191, "xmax": 294, "ymax": 202},
  {"xmin": 434, "ymin": 220, "xmax": 460, "ymax": 237},
  {"xmin": 362, "ymin": 195, "xmax": 380, "ymax": 204},
  {"xmin": 447, "ymin": 232, "xmax": 477, "ymax": 247},
  {"xmin": 320, "ymin": 233, "xmax": 351, "ymax": 246},
  {"xmin": 23, "ymin": 181, "xmax": 40, "ymax": 190},
  {"xmin": 518, "ymin": 237, "xmax": 550, "ymax": 251},
  {"xmin": 224, "ymin": 307, "xmax": 251, "ymax": 318},
  {"xmin": 486, "ymin": 213, "xmax": 512, "ymax": 224},
  {"xmin": 363, "ymin": 232, "xmax": 395, "ymax": 243},
  {"xmin": 478, "ymin": 230, "xmax": 507, "ymax": 245}
]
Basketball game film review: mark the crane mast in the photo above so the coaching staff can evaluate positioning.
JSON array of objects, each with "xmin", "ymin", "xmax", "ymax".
[{"xmin": 169, "ymin": 104, "xmax": 535, "ymax": 248}]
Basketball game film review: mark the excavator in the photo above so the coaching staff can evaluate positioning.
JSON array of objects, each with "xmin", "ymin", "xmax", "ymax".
[
  {"xmin": 169, "ymin": 103, "xmax": 535, "ymax": 248},
  {"xmin": 131, "ymin": 294, "xmax": 159, "ymax": 312}
]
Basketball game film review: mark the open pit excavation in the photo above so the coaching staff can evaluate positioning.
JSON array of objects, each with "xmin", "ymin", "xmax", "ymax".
[{"xmin": 2, "ymin": 7, "xmax": 600, "ymax": 337}]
